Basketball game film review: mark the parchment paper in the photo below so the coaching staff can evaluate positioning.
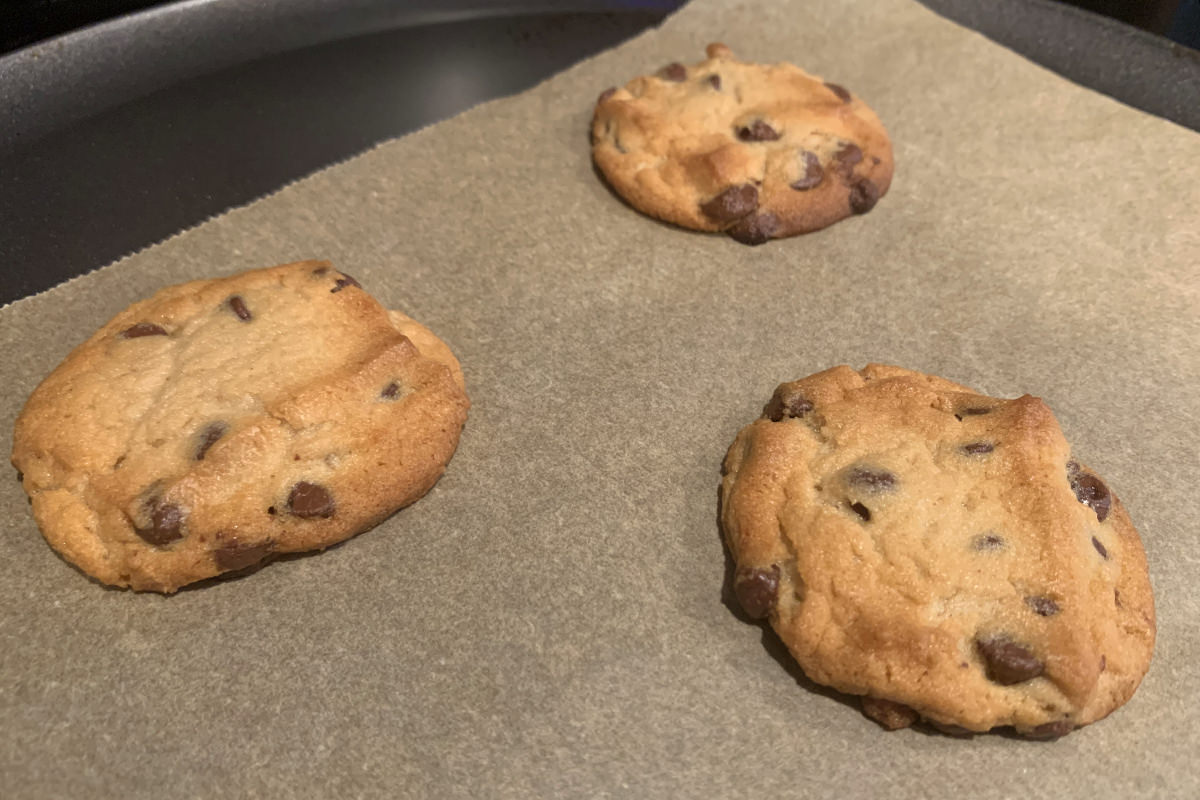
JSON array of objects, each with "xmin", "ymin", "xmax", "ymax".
[{"xmin": 3, "ymin": 0, "xmax": 1198, "ymax": 796}]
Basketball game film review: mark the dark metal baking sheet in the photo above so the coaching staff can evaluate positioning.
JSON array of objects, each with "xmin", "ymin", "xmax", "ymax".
[{"xmin": 0, "ymin": 0, "xmax": 1196, "ymax": 307}]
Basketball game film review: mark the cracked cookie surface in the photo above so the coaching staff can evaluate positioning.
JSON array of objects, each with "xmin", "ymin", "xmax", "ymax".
[
  {"xmin": 720, "ymin": 364, "xmax": 1154, "ymax": 737},
  {"xmin": 591, "ymin": 43, "xmax": 893, "ymax": 244},
  {"xmin": 12, "ymin": 260, "xmax": 469, "ymax": 592}
]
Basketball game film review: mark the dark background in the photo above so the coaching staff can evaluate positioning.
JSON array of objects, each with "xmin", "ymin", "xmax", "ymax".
[{"xmin": 2, "ymin": 0, "xmax": 1199, "ymax": 53}]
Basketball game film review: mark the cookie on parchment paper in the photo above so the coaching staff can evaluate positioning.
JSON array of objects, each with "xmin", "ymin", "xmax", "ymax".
[
  {"xmin": 12, "ymin": 260, "xmax": 469, "ymax": 593},
  {"xmin": 720, "ymin": 364, "xmax": 1155, "ymax": 737},
  {"xmin": 592, "ymin": 43, "xmax": 893, "ymax": 244}
]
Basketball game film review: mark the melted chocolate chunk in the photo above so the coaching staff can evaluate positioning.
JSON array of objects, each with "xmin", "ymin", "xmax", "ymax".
[
  {"xmin": 928, "ymin": 722, "xmax": 974, "ymax": 738},
  {"xmin": 736, "ymin": 120, "xmax": 781, "ymax": 142},
  {"xmin": 764, "ymin": 388, "xmax": 814, "ymax": 422},
  {"xmin": 976, "ymin": 636, "xmax": 1044, "ymax": 685},
  {"xmin": 733, "ymin": 564, "xmax": 780, "ymax": 619},
  {"xmin": 121, "ymin": 322, "xmax": 167, "ymax": 339},
  {"xmin": 834, "ymin": 143, "xmax": 864, "ymax": 175},
  {"xmin": 1026, "ymin": 720, "xmax": 1074, "ymax": 740},
  {"xmin": 972, "ymin": 533, "xmax": 1005, "ymax": 551},
  {"xmin": 597, "ymin": 87, "xmax": 616, "ymax": 104},
  {"xmin": 847, "ymin": 466, "xmax": 897, "ymax": 491},
  {"xmin": 700, "ymin": 184, "xmax": 758, "ymax": 223},
  {"xmin": 861, "ymin": 697, "xmax": 919, "ymax": 731},
  {"xmin": 228, "ymin": 295, "xmax": 252, "ymax": 321},
  {"xmin": 288, "ymin": 481, "xmax": 335, "ymax": 518},
  {"xmin": 331, "ymin": 274, "xmax": 362, "ymax": 294},
  {"xmin": 707, "ymin": 74, "xmax": 721, "ymax": 90},
  {"xmin": 790, "ymin": 151, "xmax": 824, "ymax": 191},
  {"xmin": 194, "ymin": 421, "xmax": 228, "ymax": 461},
  {"xmin": 1092, "ymin": 536, "xmax": 1109, "ymax": 559},
  {"xmin": 727, "ymin": 212, "xmax": 779, "ymax": 245},
  {"xmin": 135, "ymin": 500, "xmax": 185, "ymax": 546},
  {"xmin": 849, "ymin": 179, "xmax": 880, "ymax": 214},
  {"xmin": 849, "ymin": 501, "xmax": 871, "ymax": 521},
  {"xmin": 955, "ymin": 406, "xmax": 993, "ymax": 421},
  {"xmin": 1068, "ymin": 466, "xmax": 1111, "ymax": 522},
  {"xmin": 380, "ymin": 381, "xmax": 402, "ymax": 400},
  {"xmin": 962, "ymin": 441, "xmax": 994, "ymax": 455},
  {"xmin": 214, "ymin": 538, "xmax": 275, "ymax": 572},
  {"xmin": 825, "ymin": 82, "xmax": 852, "ymax": 103},
  {"xmin": 658, "ymin": 62, "xmax": 687, "ymax": 81},
  {"xmin": 1025, "ymin": 596, "xmax": 1060, "ymax": 617}
]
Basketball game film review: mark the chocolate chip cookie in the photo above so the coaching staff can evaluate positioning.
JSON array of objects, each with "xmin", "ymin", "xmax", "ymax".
[
  {"xmin": 720, "ymin": 365, "xmax": 1155, "ymax": 737},
  {"xmin": 12, "ymin": 260, "xmax": 470, "ymax": 592},
  {"xmin": 592, "ymin": 43, "xmax": 893, "ymax": 244}
]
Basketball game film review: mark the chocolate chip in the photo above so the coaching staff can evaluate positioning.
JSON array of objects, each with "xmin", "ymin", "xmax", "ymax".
[
  {"xmin": 825, "ymin": 82, "xmax": 852, "ymax": 103},
  {"xmin": 835, "ymin": 143, "xmax": 864, "ymax": 174},
  {"xmin": 1026, "ymin": 720, "xmax": 1074, "ymax": 740},
  {"xmin": 707, "ymin": 74, "xmax": 721, "ymax": 90},
  {"xmin": 733, "ymin": 564, "xmax": 780, "ymax": 619},
  {"xmin": 849, "ymin": 501, "xmax": 871, "ymax": 521},
  {"xmin": 955, "ymin": 406, "xmax": 993, "ymax": 421},
  {"xmin": 976, "ymin": 636, "xmax": 1044, "ymax": 685},
  {"xmin": 331, "ymin": 273, "xmax": 362, "ymax": 293},
  {"xmin": 849, "ymin": 179, "xmax": 880, "ymax": 214},
  {"xmin": 972, "ymin": 533, "xmax": 1005, "ymax": 551},
  {"xmin": 135, "ymin": 500, "xmax": 184, "ymax": 546},
  {"xmin": 962, "ymin": 442, "xmax": 994, "ymax": 455},
  {"xmin": 288, "ymin": 481, "xmax": 335, "ymax": 518},
  {"xmin": 228, "ymin": 295, "xmax": 252, "ymax": 321},
  {"xmin": 1092, "ymin": 536, "xmax": 1108, "ymax": 559},
  {"xmin": 1068, "ymin": 466, "xmax": 1111, "ymax": 522},
  {"xmin": 790, "ymin": 151, "xmax": 824, "ymax": 191},
  {"xmin": 861, "ymin": 697, "xmax": 919, "ymax": 731},
  {"xmin": 736, "ymin": 120, "xmax": 781, "ymax": 141},
  {"xmin": 658, "ymin": 62, "xmax": 687, "ymax": 81},
  {"xmin": 929, "ymin": 722, "xmax": 974, "ymax": 738},
  {"xmin": 727, "ymin": 212, "xmax": 780, "ymax": 245},
  {"xmin": 597, "ymin": 86, "xmax": 616, "ymax": 103},
  {"xmin": 15, "ymin": 470, "xmax": 23, "ymax": 483},
  {"xmin": 381, "ymin": 381, "xmax": 402, "ymax": 400},
  {"xmin": 267, "ymin": 506, "xmax": 276, "ymax": 516},
  {"xmin": 700, "ymin": 184, "xmax": 758, "ymax": 223},
  {"xmin": 1025, "ymin": 596, "xmax": 1060, "ymax": 616},
  {"xmin": 121, "ymin": 322, "xmax": 167, "ymax": 339},
  {"xmin": 214, "ymin": 538, "xmax": 275, "ymax": 572},
  {"xmin": 311, "ymin": 266, "xmax": 330, "ymax": 276},
  {"xmin": 764, "ymin": 388, "xmax": 813, "ymax": 422},
  {"xmin": 847, "ymin": 466, "xmax": 897, "ymax": 491},
  {"xmin": 1100, "ymin": 654, "xmax": 1107, "ymax": 671},
  {"xmin": 194, "ymin": 421, "xmax": 228, "ymax": 461}
]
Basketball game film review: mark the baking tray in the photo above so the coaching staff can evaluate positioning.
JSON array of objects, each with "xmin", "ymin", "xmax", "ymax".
[{"xmin": 0, "ymin": 0, "xmax": 1197, "ymax": 307}]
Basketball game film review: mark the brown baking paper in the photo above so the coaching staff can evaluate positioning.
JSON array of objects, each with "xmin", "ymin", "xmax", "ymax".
[{"xmin": 2, "ymin": 0, "xmax": 1198, "ymax": 796}]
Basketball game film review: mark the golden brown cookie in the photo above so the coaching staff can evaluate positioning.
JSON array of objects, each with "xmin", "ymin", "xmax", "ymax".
[
  {"xmin": 12, "ymin": 260, "xmax": 469, "ymax": 592},
  {"xmin": 592, "ymin": 43, "xmax": 893, "ymax": 244},
  {"xmin": 720, "ymin": 364, "xmax": 1155, "ymax": 737}
]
